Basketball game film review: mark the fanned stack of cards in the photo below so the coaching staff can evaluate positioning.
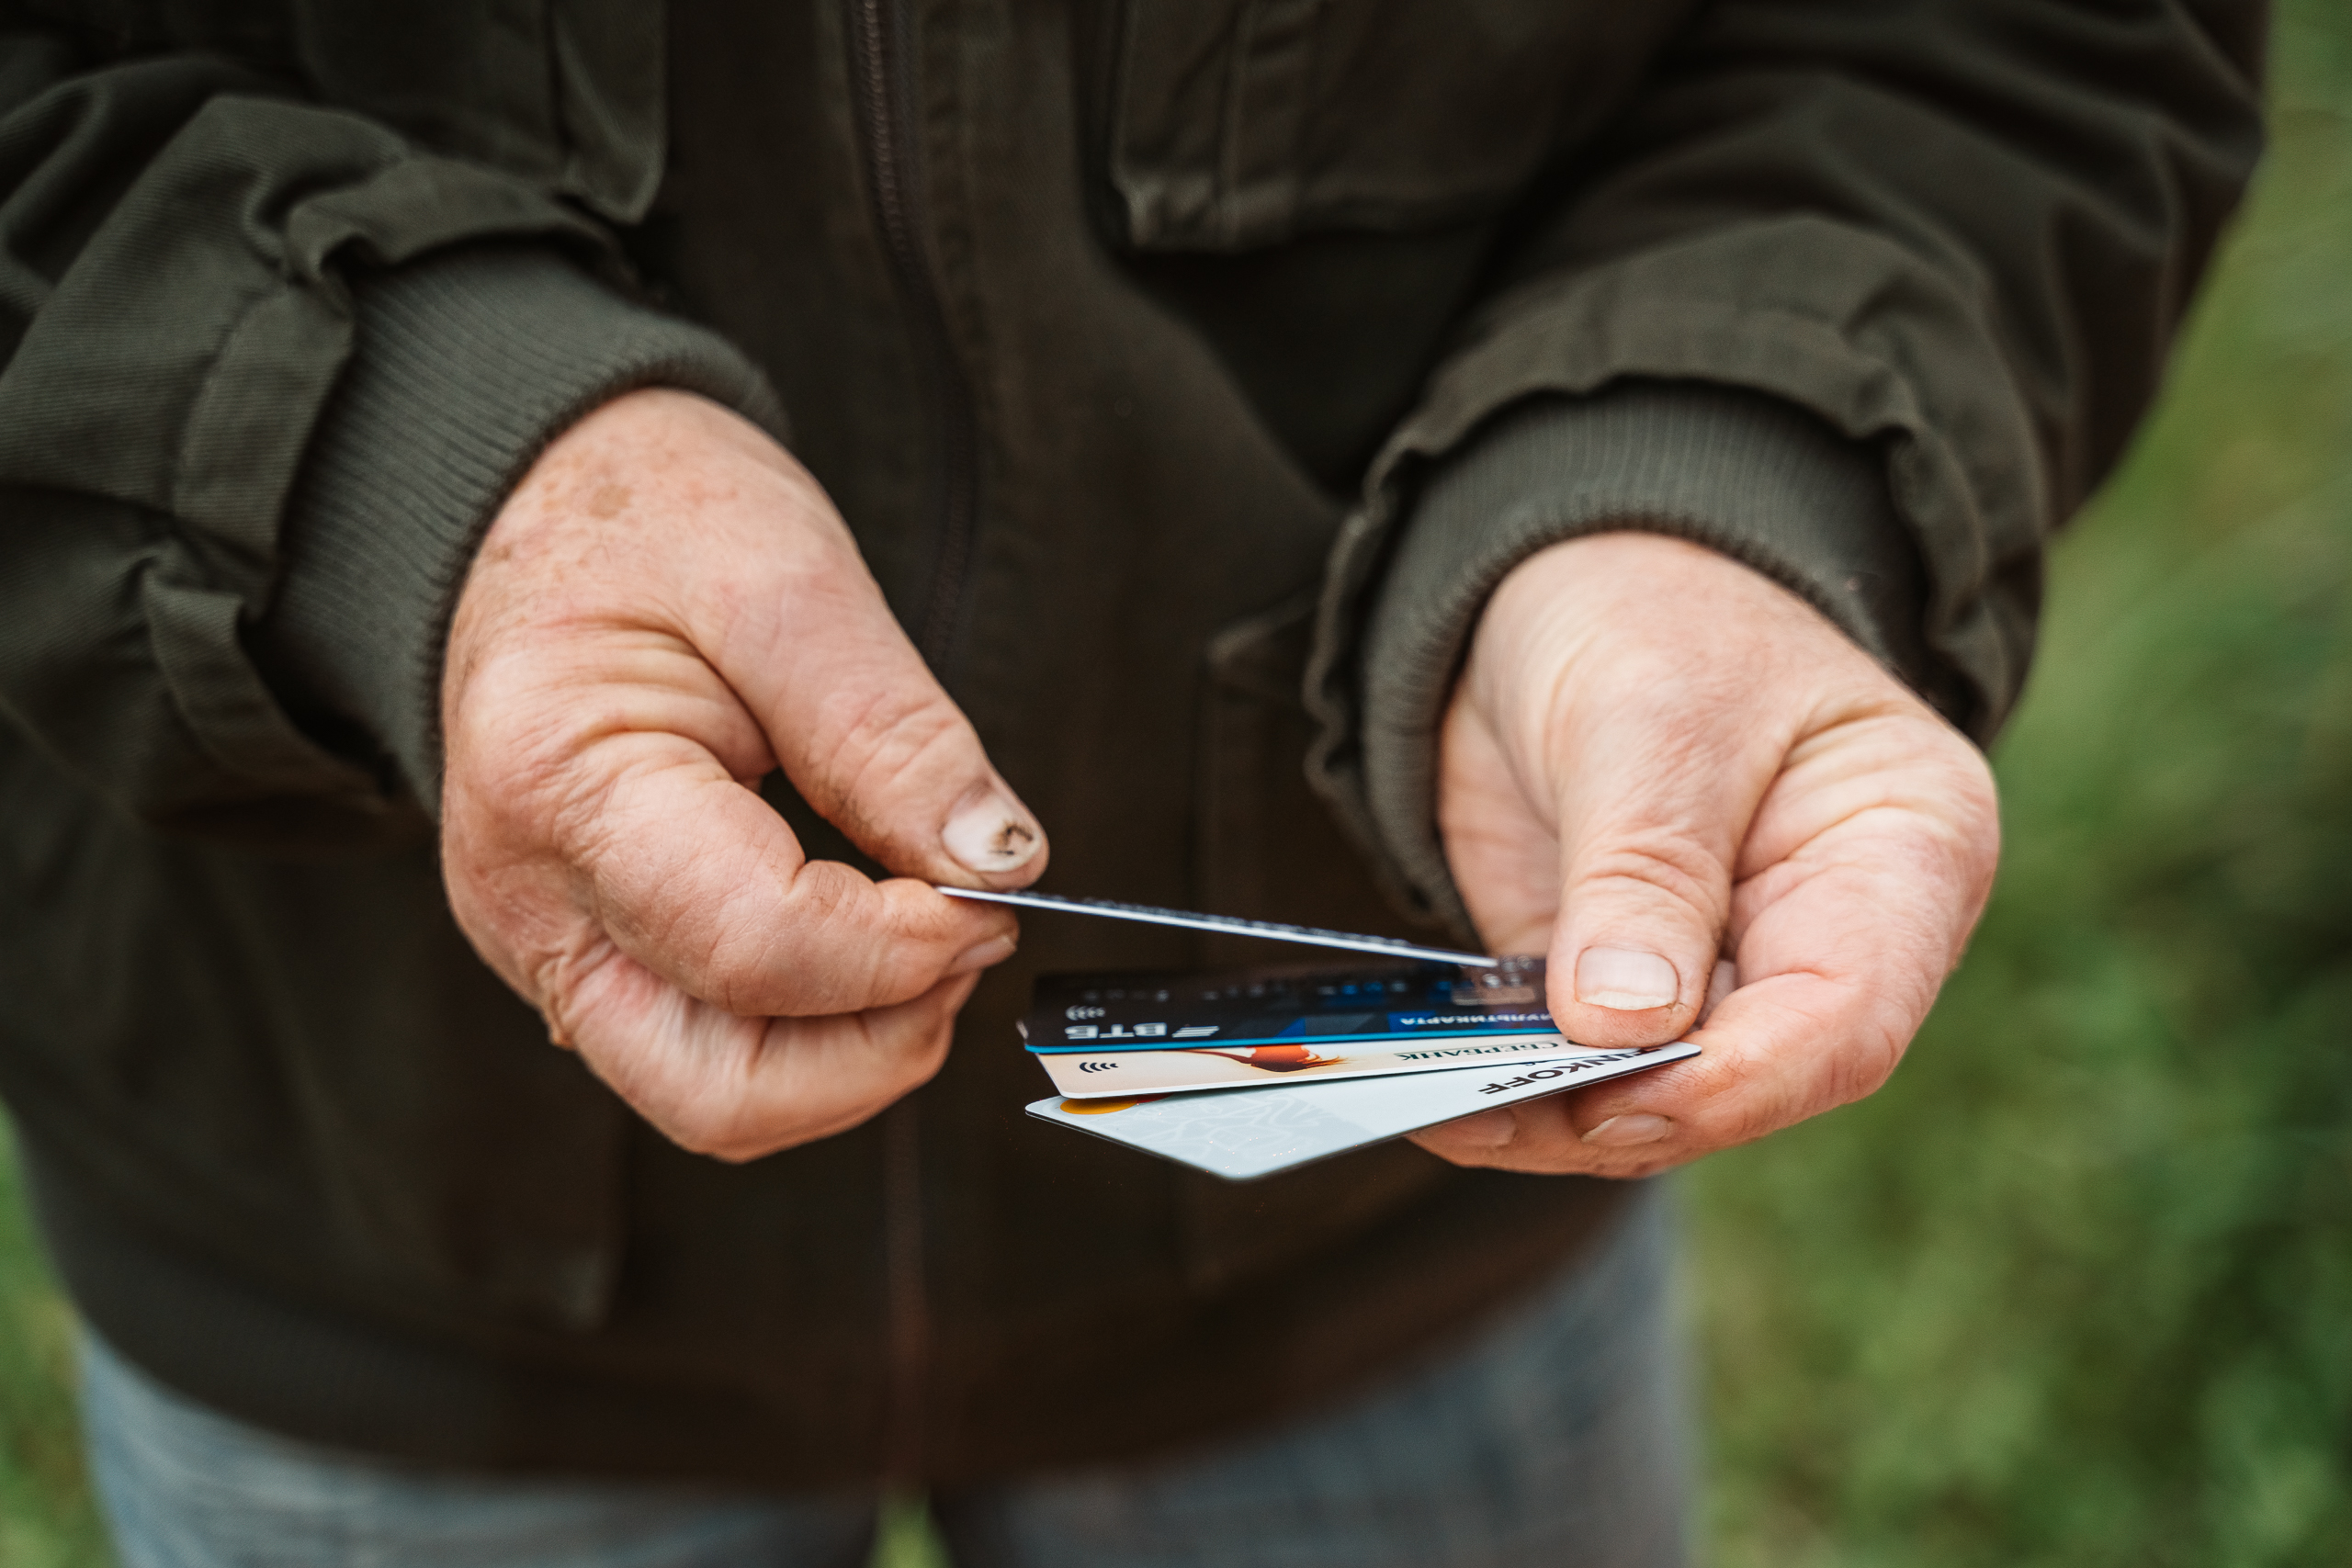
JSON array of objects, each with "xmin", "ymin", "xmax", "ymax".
[{"xmin": 1022, "ymin": 956, "xmax": 1698, "ymax": 1181}]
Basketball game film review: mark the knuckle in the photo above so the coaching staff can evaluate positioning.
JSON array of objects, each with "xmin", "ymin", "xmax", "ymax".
[
  {"xmin": 526, "ymin": 932, "xmax": 628, "ymax": 1044},
  {"xmin": 1820, "ymin": 1002, "xmax": 1912, "ymax": 1111},
  {"xmin": 692, "ymin": 1117, "xmax": 775, "ymax": 1164},
  {"xmin": 666, "ymin": 1103, "xmax": 761, "ymax": 1163},
  {"xmin": 1697, "ymin": 998, "xmax": 1909, "ymax": 1152},
  {"xmin": 658, "ymin": 1100, "xmax": 726, "ymax": 1153},
  {"xmin": 1916, "ymin": 724, "xmax": 2002, "ymax": 829},
  {"xmin": 892, "ymin": 1023, "xmax": 956, "ymax": 1088},
  {"xmin": 632, "ymin": 1055, "xmax": 765, "ymax": 1160},
  {"xmin": 1704, "ymin": 1085, "xmax": 1798, "ymax": 1150},
  {"xmin": 1571, "ymin": 829, "xmax": 1727, "ymax": 926},
  {"xmin": 807, "ymin": 688, "xmax": 968, "ymax": 821},
  {"xmin": 695, "ymin": 878, "xmax": 831, "ymax": 1013},
  {"xmin": 679, "ymin": 927, "xmax": 775, "ymax": 1015},
  {"xmin": 1846, "ymin": 1028, "xmax": 1909, "ymax": 1103},
  {"xmin": 1590, "ymin": 1146, "xmax": 1688, "ymax": 1179}
]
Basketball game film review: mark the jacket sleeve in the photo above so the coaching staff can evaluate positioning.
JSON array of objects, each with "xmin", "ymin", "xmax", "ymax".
[
  {"xmin": 0, "ymin": 21, "xmax": 779, "ymax": 842},
  {"xmin": 1306, "ymin": 0, "xmax": 2267, "ymax": 931}
]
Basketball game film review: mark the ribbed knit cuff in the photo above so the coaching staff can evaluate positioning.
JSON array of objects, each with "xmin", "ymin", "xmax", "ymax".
[
  {"xmin": 1359, "ymin": 379, "xmax": 1946, "ymax": 932},
  {"xmin": 256, "ymin": 244, "xmax": 786, "ymax": 814}
]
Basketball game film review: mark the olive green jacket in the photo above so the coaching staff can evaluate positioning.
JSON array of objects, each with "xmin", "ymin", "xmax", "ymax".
[{"xmin": 0, "ymin": 0, "xmax": 2262, "ymax": 1483}]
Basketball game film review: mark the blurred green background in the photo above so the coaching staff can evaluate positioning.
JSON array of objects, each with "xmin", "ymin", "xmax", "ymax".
[
  {"xmin": 6, "ymin": 5, "xmax": 2348, "ymax": 1563},
  {"xmin": 1692, "ymin": 3, "xmax": 2352, "ymax": 1562}
]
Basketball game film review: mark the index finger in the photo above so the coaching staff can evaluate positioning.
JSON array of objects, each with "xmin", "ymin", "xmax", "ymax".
[
  {"xmin": 555, "ymin": 728, "xmax": 1016, "ymax": 1021},
  {"xmin": 1415, "ymin": 762, "xmax": 1994, "ymax": 1177}
]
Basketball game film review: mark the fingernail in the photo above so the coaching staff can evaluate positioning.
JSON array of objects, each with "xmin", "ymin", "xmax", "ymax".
[
  {"xmin": 1576, "ymin": 947, "xmax": 1680, "ymax": 1011},
  {"xmin": 944, "ymin": 790, "xmax": 1044, "ymax": 875},
  {"xmin": 1581, "ymin": 1112, "xmax": 1674, "ymax": 1147},
  {"xmin": 949, "ymin": 934, "xmax": 1018, "ymax": 976}
]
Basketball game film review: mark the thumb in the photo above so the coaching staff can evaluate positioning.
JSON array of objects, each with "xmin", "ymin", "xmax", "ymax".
[
  {"xmin": 1462, "ymin": 535, "xmax": 1792, "ymax": 1050},
  {"xmin": 1546, "ymin": 807, "xmax": 1734, "ymax": 1049},
  {"xmin": 1527, "ymin": 678, "xmax": 1775, "ymax": 1052},
  {"xmin": 700, "ymin": 479, "xmax": 1047, "ymax": 889}
]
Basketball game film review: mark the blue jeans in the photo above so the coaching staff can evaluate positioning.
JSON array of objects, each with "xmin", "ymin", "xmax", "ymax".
[{"xmin": 83, "ymin": 1184, "xmax": 1687, "ymax": 1568}]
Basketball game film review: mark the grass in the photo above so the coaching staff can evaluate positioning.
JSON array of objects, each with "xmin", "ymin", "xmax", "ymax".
[
  {"xmin": 6, "ymin": 8, "xmax": 2351, "ymax": 1562},
  {"xmin": 1690, "ymin": 5, "xmax": 2352, "ymax": 1562},
  {"xmin": 0, "ymin": 1122, "xmax": 105, "ymax": 1568}
]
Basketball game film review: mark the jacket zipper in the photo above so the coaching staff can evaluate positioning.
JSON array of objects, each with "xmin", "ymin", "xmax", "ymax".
[
  {"xmin": 848, "ymin": 0, "xmax": 984, "ymax": 672},
  {"xmin": 848, "ymin": 0, "xmax": 977, "ymax": 1483}
]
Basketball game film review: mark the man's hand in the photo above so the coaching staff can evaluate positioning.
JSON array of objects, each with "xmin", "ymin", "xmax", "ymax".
[
  {"xmin": 1411, "ymin": 532, "xmax": 1997, "ymax": 1177},
  {"xmin": 439, "ymin": 389, "xmax": 1046, "ymax": 1162}
]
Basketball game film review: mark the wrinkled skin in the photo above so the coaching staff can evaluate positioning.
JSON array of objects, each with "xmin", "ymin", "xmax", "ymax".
[
  {"xmin": 440, "ymin": 389, "xmax": 1045, "ymax": 1162},
  {"xmin": 441, "ymin": 389, "xmax": 1998, "ymax": 1172},
  {"xmin": 1409, "ymin": 531, "xmax": 1998, "ymax": 1175}
]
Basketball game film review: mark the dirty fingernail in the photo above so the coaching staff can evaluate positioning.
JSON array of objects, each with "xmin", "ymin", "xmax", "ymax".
[
  {"xmin": 1576, "ymin": 947, "xmax": 1679, "ymax": 1011},
  {"xmin": 1581, "ymin": 1112, "xmax": 1674, "ymax": 1147},
  {"xmin": 949, "ymin": 935, "xmax": 1018, "ymax": 976},
  {"xmin": 944, "ymin": 790, "xmax": 1043, "ymax": 875}
]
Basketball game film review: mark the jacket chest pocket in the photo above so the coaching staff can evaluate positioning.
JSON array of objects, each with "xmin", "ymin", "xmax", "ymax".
[{"xmin": 1098, "ymin": 0, "xmax": 1692, "ymax": 252}]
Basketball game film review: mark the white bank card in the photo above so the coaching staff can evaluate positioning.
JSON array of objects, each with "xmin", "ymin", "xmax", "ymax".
[{"xmin": 1025, "ymin": 1040, "xmax": 1699, "ymax": 1181}]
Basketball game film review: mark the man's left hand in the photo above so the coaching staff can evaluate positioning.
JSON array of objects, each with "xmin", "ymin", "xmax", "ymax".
[{"xmin": 1411, "ymin": 531, "xmax": 1999, "ymax": 1177}]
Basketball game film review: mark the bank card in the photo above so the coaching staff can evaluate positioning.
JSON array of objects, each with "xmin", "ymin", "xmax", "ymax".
[
  {"xmin": 936, "ymin": 886, "xmax": 1495, "ymax": 966},
  {"xmin": 1023, "ymin": 955, "xmax": 1555, "ymax": 1055},
  {"xmin": 1024, "ymin": 1040, "xmax": 1701, "ymax": 1181},
  {"xmin": 1036, "ymin": 1032, "xmax": 1593, "ymax": 1098}
]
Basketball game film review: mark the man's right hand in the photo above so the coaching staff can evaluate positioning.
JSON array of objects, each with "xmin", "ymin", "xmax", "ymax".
[{"xmin": 438, "ymin": 389, "xmax": 1046, "ymax": 1162}]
